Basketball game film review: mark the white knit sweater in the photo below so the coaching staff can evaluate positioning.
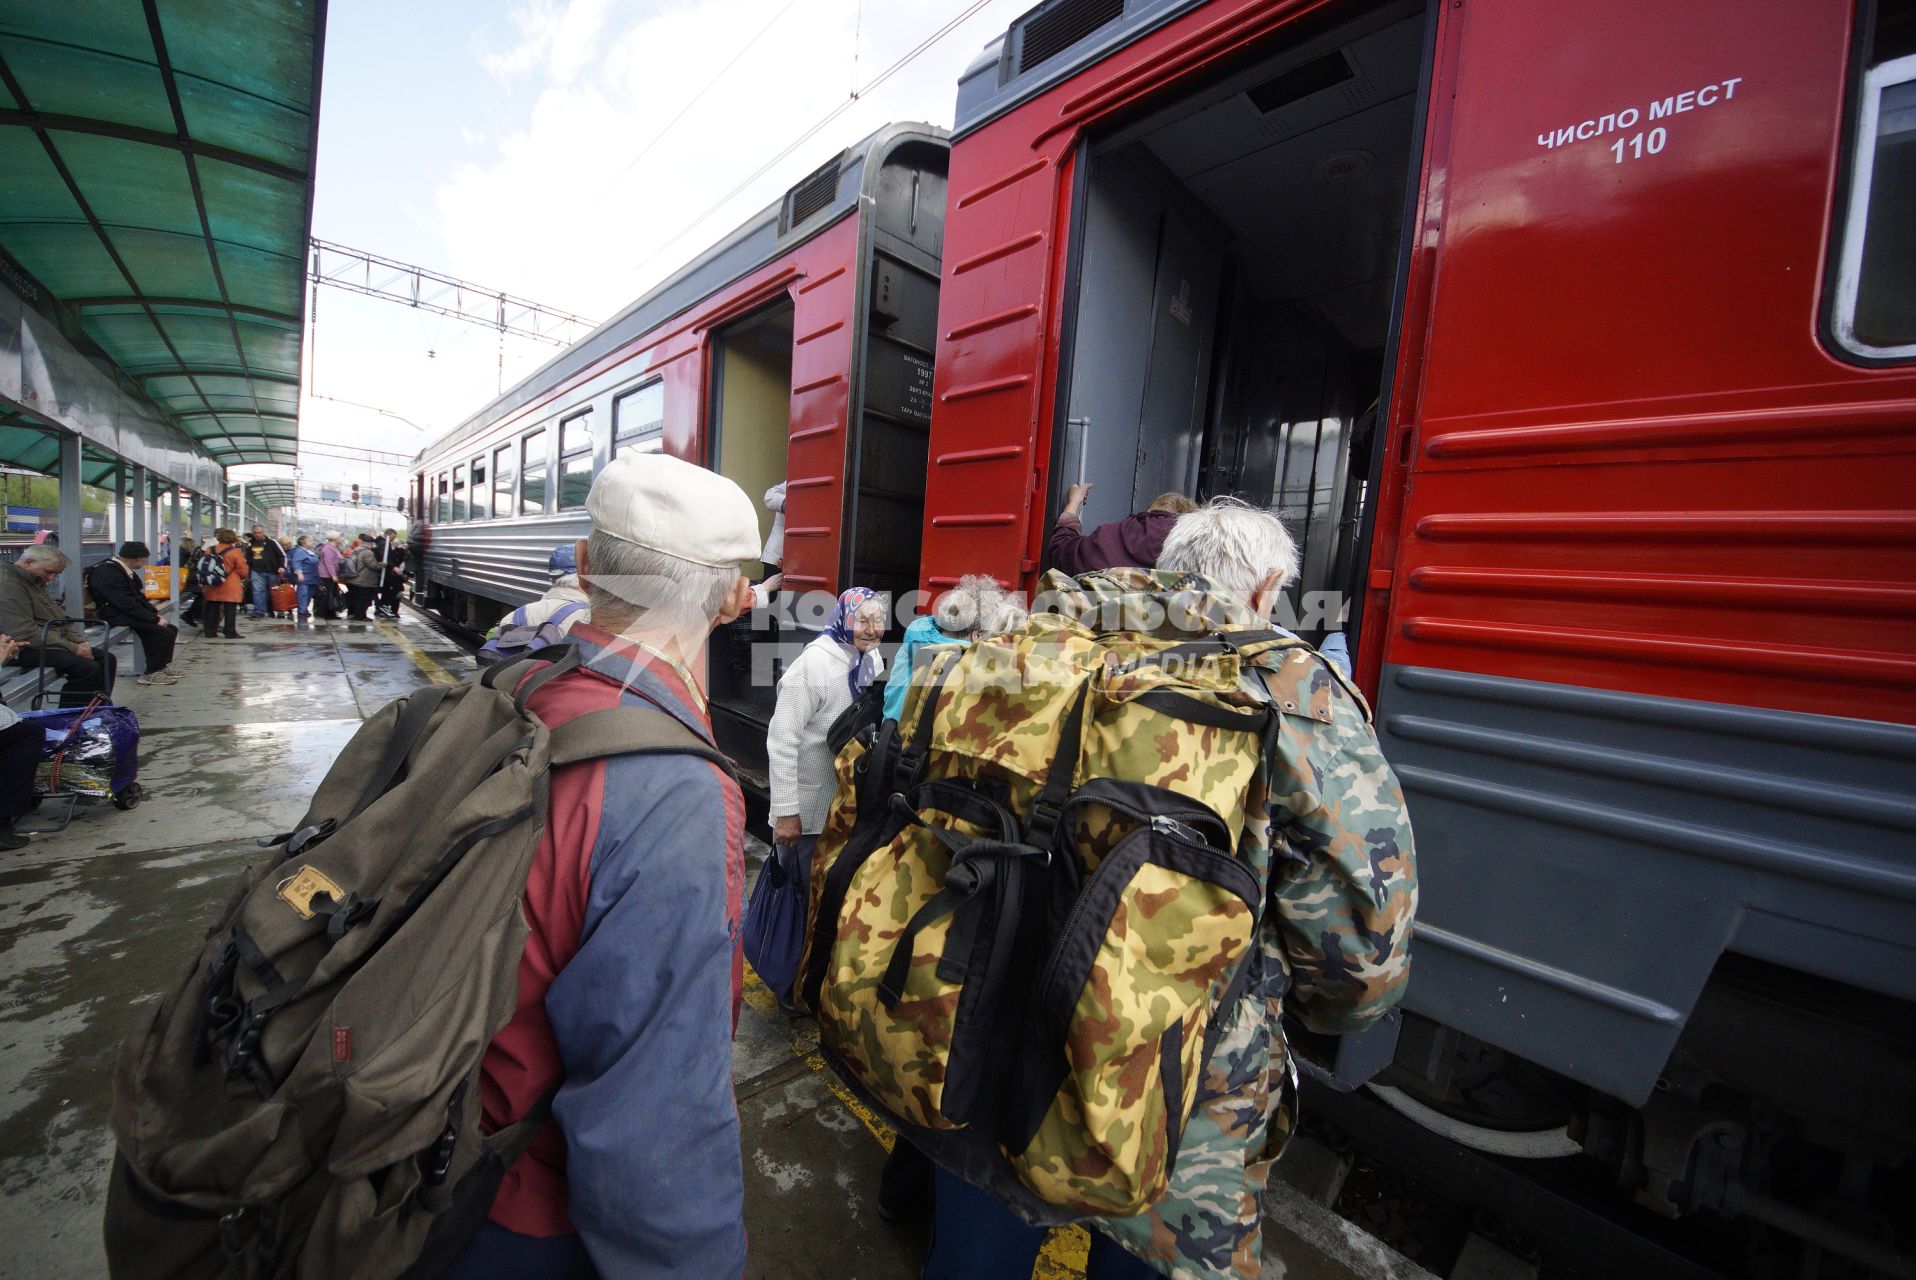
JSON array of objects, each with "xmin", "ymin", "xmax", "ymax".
[{"xmin": 766, "ymin": 633, "xmax": 884, "ymax": 834}]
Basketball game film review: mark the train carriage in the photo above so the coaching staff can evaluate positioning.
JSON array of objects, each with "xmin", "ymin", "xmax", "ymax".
[
  {"xmin": 917, "ymin": 0, "xmax": 1916, "ymax": 1263},
  {"xmin": 410, "ymin": 123, "xmax": 949, "ymax": 777}
]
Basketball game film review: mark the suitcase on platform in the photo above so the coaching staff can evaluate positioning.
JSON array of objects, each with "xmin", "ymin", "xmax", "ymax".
[{"xmin": 270, "ymin": 582, "xmax": 297, "ymax": 616}]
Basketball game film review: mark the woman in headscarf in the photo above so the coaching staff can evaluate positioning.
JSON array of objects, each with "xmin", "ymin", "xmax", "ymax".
[{"xmin": 766, "ymin": 587, "xmax": 886, "ymax": 853}]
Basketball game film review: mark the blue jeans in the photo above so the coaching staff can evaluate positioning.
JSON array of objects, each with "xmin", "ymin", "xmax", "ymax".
[
  {"xmin": 294, "ymin": 581, "xmax": 311, "ymax": 613},
  {"xmin": 249, "ymin": 570, "xmax": 274, "ymax": 615},
  {"xmin": 923, "ymin": 1167, "xmax": 1161, "ymax": 1280}
]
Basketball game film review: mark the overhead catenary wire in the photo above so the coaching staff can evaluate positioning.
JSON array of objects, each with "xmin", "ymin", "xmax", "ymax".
[
  {"xmin": 601, "ymin": 0, "xmax": 806, "ymax": 194},
  {"xmin": 628, "ymin": 0, "xmax": 1000, "ymax": 284}
]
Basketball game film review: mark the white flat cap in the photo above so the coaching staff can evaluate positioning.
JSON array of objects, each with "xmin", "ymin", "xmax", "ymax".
[{"xmin": 586, "ymin": 452, "xmax": 761, "ymax": 569}]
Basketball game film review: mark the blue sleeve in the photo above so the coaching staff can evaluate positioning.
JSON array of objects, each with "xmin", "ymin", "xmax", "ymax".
[
  {"xmin": 882, "ymin": 632, "xmax": 920, "ymax": 722},
  {"xmin": 542, "ymin": 755, "xmax": 746, "ymax": 1278},
  {"xmin": 1319, "ymin": 631, "xmax": 1352, "ymax": 678}
]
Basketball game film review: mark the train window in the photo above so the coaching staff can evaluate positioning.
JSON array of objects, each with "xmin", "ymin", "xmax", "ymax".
[
  {"xmin": 521, "ymin": 429, "xmax": 550, "ymax": 515},
  {"xmin": 469, "ymin": 456, "xmax": 488, "ymax": 520},
  {"xmin": 561, "ymin": 412, "xmax": 592, "ymax": 458},
  {"xmin": 451, "ymin": 465, "xmax": 467, "ymax": 522},
  {"xmin": 613, "ymin": 381, "xmax": 664, "ymax": 455},
  {"xmin": 559, "ymin": 411, "xmax": 594, "ymax": 509},
  {"xmin": 437, "ymin": 472, "xmax": 450, "ymax": 524},
  {"xmin": 493, "ymin": 443, "xmax": 514, "ymax": 514},
  {"xmin": 1831, "ymin": 10, "xmax": 1916, "ymax": 362}
]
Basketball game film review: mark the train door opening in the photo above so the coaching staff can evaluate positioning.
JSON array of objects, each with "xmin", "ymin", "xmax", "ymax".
[
  {"xmin": 707, "ymin": 300, "xmax": 795, "ymax": 730},
  {"xmin": 1054, "ymin": 0, "xmax": 1426, "ymax": 644}
]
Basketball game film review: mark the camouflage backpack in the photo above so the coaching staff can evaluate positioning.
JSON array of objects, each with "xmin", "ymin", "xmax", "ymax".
[{"xmin": 797, "ymin": 570, "xmax": 1321, "ymax": 1218}]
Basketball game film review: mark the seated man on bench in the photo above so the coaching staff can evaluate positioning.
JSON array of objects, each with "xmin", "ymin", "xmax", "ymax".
[
  {"xmin": 88, "ymin": 541, "xmax": 181, "ymax": 686},
  {"xmin": 0, "ymin": 545, "xmax": 116, "ymax": 707}
]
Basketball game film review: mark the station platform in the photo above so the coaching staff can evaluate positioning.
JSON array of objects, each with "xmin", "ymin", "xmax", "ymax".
[{"xmin": 0, "ymin": 609, "xmax": 1426, "ymax": 1280}]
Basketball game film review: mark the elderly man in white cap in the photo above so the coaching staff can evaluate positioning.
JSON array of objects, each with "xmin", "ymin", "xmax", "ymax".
[{"xmin": 446, "ymin": 452, "xmax": 758, "ymax": 1280}]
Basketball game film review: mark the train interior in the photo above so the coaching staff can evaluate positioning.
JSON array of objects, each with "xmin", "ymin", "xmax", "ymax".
[
  {"xmin": 1055, "ymin": 0, "xmax": 1424, "ymax": 642},
  {"xmin": 708, "ymin": 301, "xmax": 794, "ymax": 731}
]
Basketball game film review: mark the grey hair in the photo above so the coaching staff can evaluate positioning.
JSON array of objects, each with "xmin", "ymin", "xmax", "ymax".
[
  {"xmin": 18, "ymin": 545, "xmax": 68, "ymax": 571},
  {"xmin": 1157, "ymin": 497, "xmax": 1300, "ymax": 597},
  {"xmin": 584, "ymin": 529, "xmax": 737, "ymax": 636},
  {"xmin": 981, "ymin": 591, "xmax": 1027, "ymax": 635},
  {"xmin": 933, "ymin": 574, "xmax": 998, "ymax": 635}
]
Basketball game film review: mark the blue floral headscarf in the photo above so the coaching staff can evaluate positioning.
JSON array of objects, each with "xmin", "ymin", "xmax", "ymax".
[{"xmin": 828, "ymin": 587, "xmax": 882, "ymax": 698}]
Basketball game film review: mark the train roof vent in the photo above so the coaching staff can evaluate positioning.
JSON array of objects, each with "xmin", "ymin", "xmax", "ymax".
[
  {"xmin": 1245, "ymin": 49, "xmax": 1355, "ymax": 115},
  {"xmin": 1013, "ymin": 0, "xmax": 1125, "ymax": 77},
  {"xmin": 784, "ymin": 158, "xmax": 842, "ymax": 231}
]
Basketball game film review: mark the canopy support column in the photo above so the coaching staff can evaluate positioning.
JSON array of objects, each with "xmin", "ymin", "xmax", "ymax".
[
  {"xmin": 57, "ymin": 433, "xmax": 85, "ymax": 613},
  {"xmin": 167, "ymin": 489, "xmax": 185, "ymax": 626},
  {"xmin": 130, "ymin": 465, "xmax": 149, "ymax": 544},
  {"xmin": 113, "ymin": 465, "xmax": 127, "ymax": 545}
]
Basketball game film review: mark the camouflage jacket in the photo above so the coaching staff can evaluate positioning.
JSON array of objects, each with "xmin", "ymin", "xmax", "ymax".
[{"xmin": 1036, "ymin": 569, "xmax": 1418, "ymax": 1280}]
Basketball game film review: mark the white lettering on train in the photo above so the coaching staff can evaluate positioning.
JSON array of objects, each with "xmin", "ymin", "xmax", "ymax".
[{"xmin": 1537, "ymin": 77, "xmax": 1743, "ymax": 161}]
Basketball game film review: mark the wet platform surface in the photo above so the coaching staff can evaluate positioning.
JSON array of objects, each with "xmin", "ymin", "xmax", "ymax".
[{"xmin": 0, "ymin": 609, "xmax": 1426, "ymax": 1280}]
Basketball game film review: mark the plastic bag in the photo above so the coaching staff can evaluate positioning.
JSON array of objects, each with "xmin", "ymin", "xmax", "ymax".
[{"xmin": 29, "ymin": 702, "xmax": 140, "ymax": 797}]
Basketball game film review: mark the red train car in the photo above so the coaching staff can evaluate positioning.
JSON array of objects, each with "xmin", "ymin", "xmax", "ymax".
[{"xmin": 919, "ymin": 0, "xmax": 1916, "ymax": 1257}]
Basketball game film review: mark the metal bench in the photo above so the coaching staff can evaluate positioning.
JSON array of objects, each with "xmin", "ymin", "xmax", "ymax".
[{"xmin": 2, "ymin": 617, "xmax": 119, "ymax": 711}]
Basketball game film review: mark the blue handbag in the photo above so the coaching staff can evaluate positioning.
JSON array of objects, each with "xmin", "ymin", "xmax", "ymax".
[{"xmin": 742, "ymin": 839, "xmax": 810, "ymax": 1003}]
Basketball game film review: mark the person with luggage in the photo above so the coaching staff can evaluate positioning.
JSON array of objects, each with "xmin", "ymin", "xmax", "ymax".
[
  {"xmin": 85, "ymin": 541, "xmax": 180, "ymax": 686},
  {"xmin": 1045, "ymin": 485, "xmax": 1197, "ymax": 575},
  {"xmin": 197, "ymin": 529, "xmax": 249, "ymax": 640},
  {"xmin": 477, "ymin": 544, "xmax": 591, "ymax": 664},
  {"xmin": 315, "ymin": 532, "xmax": 345, "ymax": 619},
  {"xmin": 104, "ymin": 452, "xmax": 761, "ymax": 1278},
  {"xmin": 287, "ymin": 535, "xmax": 319, "ymax": 620},
  {"xmin": 880, "ymin": 574, "xmax": 1022, "ymax": 724},
  {"xmin": 909, "ymin": 498, "xmax": 1418, "ymax": 1280},
  {"xmin": 441, "ymin": 452, "xmax": 759, "ymax": 1275},
  {"xmin": 0, "ymin": 633, "xmax": 39, "ymax": 851},
  {"xmin": 1, "ymin": 545, "xmax": 117, "ymax": 706},
  {"xmin": 758, "ymin": 587, "xmax": 887, "ymax": 1013},
  {"xmin": 344, "ymin": 533, "xmax": 381, "ymax": 620},
  {"xmin": 767, "ymin": 587, "xmax": 887, "ymax": 849},
  {"xmin": 243, "ymin": 525, "xmax": 287, "ymax": 618},
  {"xmin": 376, "ymin": 535, "xmax": 407, "ymax": 616}
]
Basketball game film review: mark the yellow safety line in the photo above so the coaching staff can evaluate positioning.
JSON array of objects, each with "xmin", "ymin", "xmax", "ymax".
[
  {"xmin": 373, "ymin": 617, "xmax": 458, "ymax": 686},
  {"xmin": 740, "ymin": 962, "xmax": 1091, "ymax": 1275}
]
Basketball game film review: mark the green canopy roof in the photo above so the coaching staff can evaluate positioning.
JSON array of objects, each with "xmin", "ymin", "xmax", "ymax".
[{"xmin": 0, "ymin": 0, "xmax": 323, "ymax": 473}]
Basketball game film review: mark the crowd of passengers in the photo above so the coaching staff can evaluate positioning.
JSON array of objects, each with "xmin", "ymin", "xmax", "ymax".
[{"xmin": 0, "ymin": 526, "xmax": 411, "ymax": 851}]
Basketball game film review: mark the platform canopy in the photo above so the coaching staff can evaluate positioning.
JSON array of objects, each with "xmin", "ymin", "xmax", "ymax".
[{"xmin": 0, "ymin": 1, "xmax": 324, "ymax": 479}]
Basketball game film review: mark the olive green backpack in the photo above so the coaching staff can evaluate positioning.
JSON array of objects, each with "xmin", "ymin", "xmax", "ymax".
[
  {"xmin": 797, "ymin": 570, "xmax": 1311, "ymax": 1218},
  {"xmin": 103, "ymin": 649, "xmax": 734, "ymax": 1279}
]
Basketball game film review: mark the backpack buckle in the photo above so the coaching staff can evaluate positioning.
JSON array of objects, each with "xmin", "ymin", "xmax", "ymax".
[{"xmin": 1025, "ymin": 798, "xmax": 1064, "ymax": 846}]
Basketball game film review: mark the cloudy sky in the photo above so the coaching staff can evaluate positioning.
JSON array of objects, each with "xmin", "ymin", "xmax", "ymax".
[{"xmin": 268, "ymin": 0, "xmax": 1030, "ymax": 513}]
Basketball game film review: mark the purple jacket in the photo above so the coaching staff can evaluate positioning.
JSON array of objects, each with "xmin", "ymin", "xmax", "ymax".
[
  {"xmin": 315, "ymin": 542, "xmax": 345, "ymax": 581},
  {"xmin": 1045, "ymin": 509, "xmax": 1180, "ymax": 575}
]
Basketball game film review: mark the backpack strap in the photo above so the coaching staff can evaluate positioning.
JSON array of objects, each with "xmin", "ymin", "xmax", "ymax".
[
  {"xmin": 547, "ymin": 703, "xmax": 740, "ymax": 785},
  {"xmin": 346, "ymin": 685, "xmax": 449, "ymax": 824}
]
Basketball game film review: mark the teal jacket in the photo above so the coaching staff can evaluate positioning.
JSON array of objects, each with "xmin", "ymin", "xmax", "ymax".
[{"xmin": 882, "ymin": 615, "xmax": 958, "ymax": 722}]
